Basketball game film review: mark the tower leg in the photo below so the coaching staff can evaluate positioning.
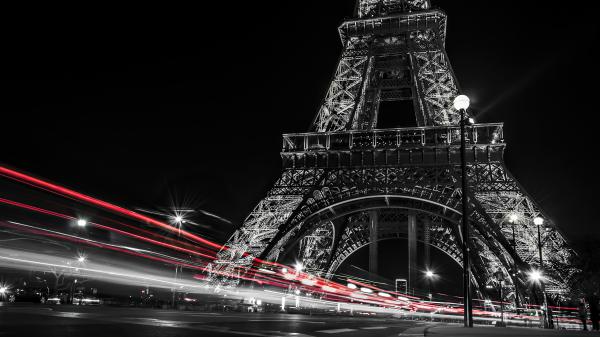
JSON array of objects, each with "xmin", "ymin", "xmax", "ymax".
[
  {"xmin": 408, "ymin": 213, "xmax": 417, "ymax": 294},
  {"xmin": 369, "ymin": 210, "xmax": 378, "ymax": 275}
]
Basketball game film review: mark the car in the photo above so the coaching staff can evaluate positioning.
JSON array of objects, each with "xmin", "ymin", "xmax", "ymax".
[
  {"xmin": 45, "ymin": 295, "xmax": 61, "ymax": 304},
  {"xmin": 5, "ymin": 287, "xmax": 45, "ymax": 303},
  {"xmin": 73, "ymin": 293, "xmax": 100, "ymax": 305}
]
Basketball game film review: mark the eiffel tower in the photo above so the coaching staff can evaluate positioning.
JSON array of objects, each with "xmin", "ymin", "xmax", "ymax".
[{"xmin": 210, "ymin": 0, "xmax": 576, "ymax": 304}]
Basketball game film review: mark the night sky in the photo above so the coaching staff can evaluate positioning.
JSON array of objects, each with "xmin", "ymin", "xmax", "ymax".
[{"xmin": 2, "ymin": 0, "xmax": 599, "ymax": 251}]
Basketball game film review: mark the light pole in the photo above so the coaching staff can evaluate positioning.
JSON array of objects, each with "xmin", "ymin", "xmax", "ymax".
[
  {"xmin": 533, "ymin": 216, "xmax": 550, "ymax": 328},
  {"xmin": 507, "ymin": 213, "xmax": 522, "ymax": 311},
  {"xmin": 425, "ymin": 270, "xmax": 435, "ymax": 321},
  {"xmin": 425, "ymin": 270, "xmax": 435, "ymax": 300},
  {"xmin": 494, "ymin": 271, "xmax": 506, "ymax": 327},
  {"xmin": 454, "ymin": 94, "xmax": 473, "ymax": 328}
]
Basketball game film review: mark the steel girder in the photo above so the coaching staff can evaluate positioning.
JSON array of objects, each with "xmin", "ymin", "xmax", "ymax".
[
  {"xmin": 209, "ymin": 158, "xmax": 575, "ymax": 300},
  {"xmin": 357, "ymin": 0, "xmax": 431, "ymax": 18},
  {"xmin": 312, "ymin": 7, "xmax": 459, "ymax": 131}
]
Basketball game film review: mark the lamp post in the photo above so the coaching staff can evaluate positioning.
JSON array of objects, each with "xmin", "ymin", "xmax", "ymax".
[
  {"xmin": 454, "ymin": 94, "xmax": 473, "ymax": 328},
  {"xmin": 494, "ymin": 271, "xmax": 506, "ymax": 327},
  {"xmin": 533, "ymin": 216, "xmax": 550, "ymax": 328},
  {"xmin": 425, "ymin": 270, "xmax": 435, "ymax": 300},
  {"xmin": 507, "ymin": 214, "xmax": 522, "ymax": 311}
]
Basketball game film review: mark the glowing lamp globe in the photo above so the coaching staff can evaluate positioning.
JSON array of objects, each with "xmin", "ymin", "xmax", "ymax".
[
  {"xmin": 453, "ymin": 95, "xmax": 470, "ymax": 110},
  {"xmin": 529, "ymin": 269, "xmax": 543, "ymax": 282},
  {"xmin": 533, "ymin": 217, "xmax": 544, "ymax": 226}
]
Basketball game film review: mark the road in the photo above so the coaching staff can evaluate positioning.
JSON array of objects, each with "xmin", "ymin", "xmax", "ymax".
[
  {"xmin": 0, "ymin": 303, "xmax": 425, "ymax": 337},
  {"xmin": 1, "ymin": 304, "xmax": 591, "ymax": 336}
]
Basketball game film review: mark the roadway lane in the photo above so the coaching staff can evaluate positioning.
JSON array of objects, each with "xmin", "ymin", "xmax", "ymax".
[{"xmin": 0, "ymin": 304, "xmax": 424, "ymax": 336}]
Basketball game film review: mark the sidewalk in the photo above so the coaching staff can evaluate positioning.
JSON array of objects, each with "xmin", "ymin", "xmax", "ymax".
[{"xmin": 425, "ymin": 325, "xmax": 592, "ymax": 336}]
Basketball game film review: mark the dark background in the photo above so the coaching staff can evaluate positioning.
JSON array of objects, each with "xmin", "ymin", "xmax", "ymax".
[{"xmin": 1, "ymin": 1, "xmax": 598, "ymax": 249}]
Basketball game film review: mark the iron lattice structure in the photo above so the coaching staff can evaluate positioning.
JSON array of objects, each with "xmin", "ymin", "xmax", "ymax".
[{"xmin": 209, "ymin": 0, "xmax": 576, "ymax": 302}]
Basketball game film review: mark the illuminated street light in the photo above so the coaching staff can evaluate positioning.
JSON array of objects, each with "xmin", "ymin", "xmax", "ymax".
[
  {"xmin": 77, "ymin": 256, "xmax": 86, "ymax": 263},
  {"xmin": 347, "ymin": 283, "xmax": 357, "ymax": 289},
  {"xmin": 468, "ymin": 117, "xmax": 475, "ymax": 124},
  {"xmin": 294, "ymin": 262, "xmax": 304, "ymax": 273},
  {"xmin": 533, "ymin": 216, "xmax": 544, "ymax": 226},
  {"xmin": 453, "ymin": 94, "xmax": 470, "ymax": 111},
  {"xmin": 174, "ymin": 215, "xmax": 184, "ymax": 224},
  {"xmin": 0, "ymin": 286, "xmax": 7, "ymax": 294},
  {"xmin": 425, "ymin": 270, "xmax": 435, "ymax": 278},
  {"xmin": 528, "ymin": 269, "xmax": 543, "ymax": 283},
  {"xmin": 509, "ymin": 213, "xmax": 519, "ymax": 223},
  {"xmin": 77, "ymin": 219, "xmax": 87, "ymax": 227},
  {"xmin": 455, "ymin": 93, "xmax": 473, "ymax": 328}
]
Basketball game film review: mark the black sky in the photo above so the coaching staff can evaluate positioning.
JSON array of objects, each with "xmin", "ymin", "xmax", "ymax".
[{"xmin": 2, "ymin": 1, "xmax": 599, "ymax": 245}]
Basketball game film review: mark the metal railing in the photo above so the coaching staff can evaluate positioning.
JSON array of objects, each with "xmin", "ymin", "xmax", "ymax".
[{"xmin": 282, "ymin": 123, "xmax": 503, "ymax": 153}]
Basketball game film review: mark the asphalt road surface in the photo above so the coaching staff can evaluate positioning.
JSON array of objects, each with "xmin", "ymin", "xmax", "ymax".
[{"xmin": 0, "ymin": 304, "xmax": 425, "ymax": 337}]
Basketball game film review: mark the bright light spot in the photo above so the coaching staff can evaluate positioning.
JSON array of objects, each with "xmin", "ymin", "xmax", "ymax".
[
  {"xmin": 301, "ymin": 278, "xmax": 316, "ymax": 286},
  {"xmin": 453, "ymin": 95, "xmax": 470, "ymax": 110},
  {"xmin": 425, "ymin": 270, "xmax": 435, "ymax": 278},
  {"xmin": 256, "ymin": 300, "xmax": 262, "ymax": 305},
  {"xmin": 258, "ymin": 268, "xmax": 275, "ymax": 274},
  {"xmin": 468, "ymin": 117, "xmax": 475, "ymax": 124},
  {"xmin": 509, "ymin": 213, "xmax": 519, "ymax": 223},
  {"xmin": 397, "ymin": 296, "xmax": 409, "ymax": 302},
  {"xmin": 347, "ymin": 283, "xmax": 357, "ymax": 289},
  {"xmin": 294, "ymin": 289, "xmax": 301, "ymax": 295},
  {"xmin": 528, "ymin": 269, "xmax": 543, "ymax": 282},
  {"xmin": 378, "ymin": 292, "xmax": 391, "ymax": 297},
  {"xmin": 351, "ymin": 292, "xmax": 368, "ymax": 299},
  {"xmin": 533, "ymin": 217, "xmax": 544, "ymax": 226},
  {"xmin": 77, "ymin": 219, "xmax": 87, "ymax": 227},
  {"xmin": 360, "ymin": 287, "xmax": 373, "ymax": 293},
  {"xmin": 322, "ymin": 285, "xmax": 337, "ymax": 293},
  {"xmin": 281, "ymin": 268, "xmax": 288, "ymax": 274},
  {"xmin": 174, "ymin": 215, "xmax": 184, "ymax": 223},
  {"xmin": 77, "ymin": 256, "xmax": 86, "ymax": 263},
  {"xmin": 0, "ymin": 287, "xmax": 7, "ymax": 294},
  {"xmin": 294, "ymin": 262, "xmax": 303, "ymax": 273}
]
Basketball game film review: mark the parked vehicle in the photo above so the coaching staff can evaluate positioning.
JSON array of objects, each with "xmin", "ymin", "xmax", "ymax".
[
  {"xmin": 73, "ymin": 293, "xmax": 100, "ymax": 305},
  {"xmin": 6, "ymin": 287, "xmax": 45, "ymax": 303}
]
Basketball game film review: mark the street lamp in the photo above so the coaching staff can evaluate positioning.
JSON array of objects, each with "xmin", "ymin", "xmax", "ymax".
[
  {"xmin": 425, "ymin": 270, "xmax": 436, "ymax": 307},
  {"xmin": 494, "ymin": 271, "xmax": 506, "ymax": 327},
  {"xmin": 533, "ymin": 216, "xmax": 550, "ymax": 328},
  {"xmin": 77, "ymin": 219, "xmax": 87, "ymax": 227},
  {"xmin": 505, "ymin": 213, "xmax": 522, "ymax": 311},
  {"xmin": 454, "ymin": 94, "xmax": 473, "ymax": 328}
]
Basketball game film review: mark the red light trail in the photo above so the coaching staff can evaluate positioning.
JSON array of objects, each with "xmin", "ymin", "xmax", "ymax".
[{"xmin": 0, "ymin": 165, "xmax": 223, "ymax": 251}]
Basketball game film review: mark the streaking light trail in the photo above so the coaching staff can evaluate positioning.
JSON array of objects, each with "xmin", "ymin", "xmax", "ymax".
[{"xmin": 0, "ymin": 165, "xmax": 223, "ymax": 250}]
